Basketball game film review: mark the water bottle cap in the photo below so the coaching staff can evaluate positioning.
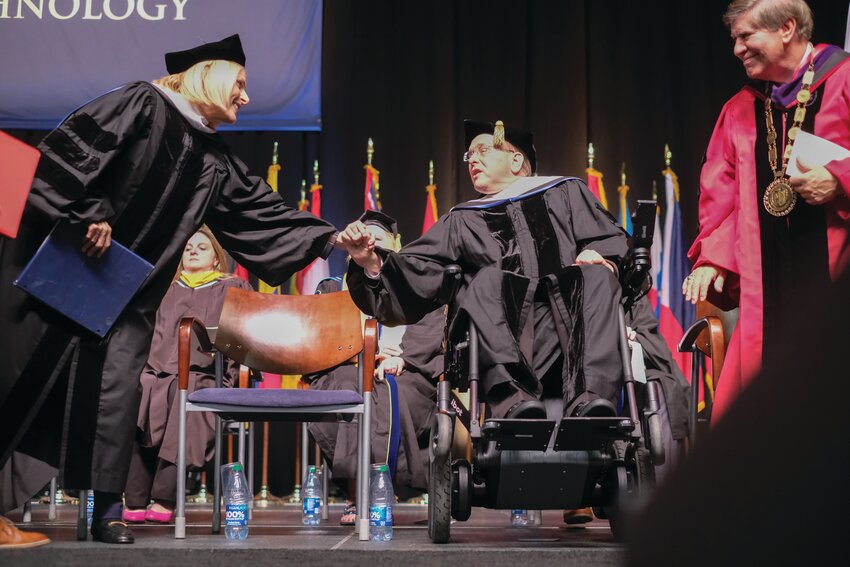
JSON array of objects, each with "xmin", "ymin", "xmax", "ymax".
[
  {"xmin": 308, "ymin": 465, "xmax": 316, "ymax": 473},
  {"xmin": 231, "ymin": 463, "xmax": 243, "ymax": 472},
  {"xmin": 370, "ymin": 463, "xmax": 389, "ymax": 472}
]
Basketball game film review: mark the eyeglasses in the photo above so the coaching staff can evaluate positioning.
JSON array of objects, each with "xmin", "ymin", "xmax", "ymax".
[{"xmin": 463, "ymin": 145, "xmax": 514, "ymax": 162}]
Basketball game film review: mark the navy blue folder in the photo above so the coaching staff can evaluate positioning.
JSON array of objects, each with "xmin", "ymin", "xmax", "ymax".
[{"xmin": 13, "ymin": 222, "xmax": 154, "ymax": 337}]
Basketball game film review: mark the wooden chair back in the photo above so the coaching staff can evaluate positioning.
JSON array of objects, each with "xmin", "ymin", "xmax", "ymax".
[{"xmin": 214, "ymin": 288, "xmax": 364, "ymax": 376}]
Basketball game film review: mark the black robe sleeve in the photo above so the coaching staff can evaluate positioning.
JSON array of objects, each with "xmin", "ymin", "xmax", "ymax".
[
  {"xmin": 205, "ymin": 153, "xmax": 337, "ymax": 287},
  {"xmin": 347, "ymin": 213, "xmax": 463, "ymax": 326},
  {"xmin": 28, "ymin": 82, "xmax": 157, "ymax": 225},
  {"xmin": 400, "ymin": 307, "xmax": 447, "ymax": 381},
  {"xmin": 561, "ymin": 178, "xmax": 628, "ymax": 262}
]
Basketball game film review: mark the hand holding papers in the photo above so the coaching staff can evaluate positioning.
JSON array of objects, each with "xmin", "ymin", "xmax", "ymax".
[
  {"xmin": 786, "ymin": 131, "xmax": 850, "ymax": 206},
  {"xmin": 786, "ymin": 131, "xmax": 850, "ymax": 177}
]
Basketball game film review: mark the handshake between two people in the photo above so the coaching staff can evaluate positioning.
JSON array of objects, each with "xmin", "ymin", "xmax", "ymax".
[{"xmin": 334, "ymin": 220, "xmax": 617, "ymax": 277}]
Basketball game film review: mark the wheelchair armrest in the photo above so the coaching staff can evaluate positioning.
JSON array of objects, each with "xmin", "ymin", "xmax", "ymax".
[
  {"xmin": 178, "ymin": 317, "xmax": 213, "ymax": 391},
  {"xmin": 438, "ymin": 264, "xmax": 463, "ymax": 305}
]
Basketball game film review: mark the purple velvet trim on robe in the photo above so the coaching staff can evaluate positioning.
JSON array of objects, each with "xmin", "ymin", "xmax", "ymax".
[{"xmin": 770, "ymin": 45, "xmax": 843, "ymax": 106}]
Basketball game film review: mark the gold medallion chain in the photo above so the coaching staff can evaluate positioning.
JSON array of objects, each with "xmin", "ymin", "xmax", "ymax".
[{"xmin": 762, "ymin": 49, "xmax": 815, "ymax": 217}]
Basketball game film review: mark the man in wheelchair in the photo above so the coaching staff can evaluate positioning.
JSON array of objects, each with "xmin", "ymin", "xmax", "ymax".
[{"xmin": 340, "ymin": 119, "xmax": 629, "ymax": 422}]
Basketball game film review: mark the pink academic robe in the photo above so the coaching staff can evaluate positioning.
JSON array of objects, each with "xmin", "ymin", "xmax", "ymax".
[{"xmin": 689, "ymin": 46, "xmax": 850, "ymax": 420}]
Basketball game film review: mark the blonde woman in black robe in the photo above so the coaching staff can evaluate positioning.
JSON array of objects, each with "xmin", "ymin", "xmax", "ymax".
[{"xmin": 0, "ymin": 35, "xmax": 336, "ymax": 545}]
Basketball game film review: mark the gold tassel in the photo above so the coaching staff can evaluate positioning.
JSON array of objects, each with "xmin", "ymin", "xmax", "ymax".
[{"xmin": 493, "ymin": 120, "xmax": 505, "ymax": 148}]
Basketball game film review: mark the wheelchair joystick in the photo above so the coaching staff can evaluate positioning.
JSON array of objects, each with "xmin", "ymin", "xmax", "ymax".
[{"xmin": 619, "ymin": 200, "xmax": 657, "ymax": 313}]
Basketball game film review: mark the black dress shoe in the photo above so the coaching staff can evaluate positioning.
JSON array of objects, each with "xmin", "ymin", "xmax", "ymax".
[
  {"xmin": 91, "ymin": 519, "xmax": 135, "ymax": 544},
  {"xmin": 572, "ymin": 398, "xmax": 616, "ymax": 418},
  {"xmin": 505, "ymin": 399, "xmax": 547, "ymax": 419}
]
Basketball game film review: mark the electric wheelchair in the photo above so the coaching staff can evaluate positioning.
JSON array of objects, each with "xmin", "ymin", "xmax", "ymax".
[{"xmin": 427, "ymin": 201, "xmax": 666, "ymax": 543}]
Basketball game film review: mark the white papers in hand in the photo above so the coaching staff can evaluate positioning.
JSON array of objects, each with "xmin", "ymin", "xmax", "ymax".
[{"xmin": 786, "ymin": 131, "xmax": 850, "ymax": 177}]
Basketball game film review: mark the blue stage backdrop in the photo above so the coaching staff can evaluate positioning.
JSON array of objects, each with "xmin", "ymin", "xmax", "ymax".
[{"xmin": 0, "ymin": 0, "xmax": 321, "ymax": 131}]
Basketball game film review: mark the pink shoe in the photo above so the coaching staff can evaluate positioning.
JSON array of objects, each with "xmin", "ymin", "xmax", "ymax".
[
  {"xmin": 121, "ymin": 508, "xmax": 146, "ymax": 523},
  {"xmin": 145, "ymin": 508, "xmax": 174, "ymax": 523}
]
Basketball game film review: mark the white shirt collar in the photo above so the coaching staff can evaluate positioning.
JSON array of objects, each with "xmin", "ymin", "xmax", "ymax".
[{"xmin": 152, "ymin": 82, "xmax": 216, "ymax": 133}]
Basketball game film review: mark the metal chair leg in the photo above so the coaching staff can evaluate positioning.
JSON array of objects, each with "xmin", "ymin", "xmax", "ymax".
[
  {"xmin": 247, "ymin": 422, "xmax": 255, "ymax": 519},
  {"xmin": 213, "ymin": 416, "xmax": 222, "ymax": 534},
  {"xmin": 321, "ymin": 458, "xmax": 329, "ymax": 521},
  {"xmin": 76, "ymin": 490, "xmax": 88, "ymax": 541},
  {"xmin": 175, "ymin": 390, "xmax": 189, "ymax": 539},
  {"xmin": 358, "ymin": 391, "xmax": 372, "ymax": 541},
  {"xmin": 48, "ymin": 478, "xmax": 57, "ymax": 521}
]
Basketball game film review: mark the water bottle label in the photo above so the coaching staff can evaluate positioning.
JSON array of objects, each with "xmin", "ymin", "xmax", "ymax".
[
  {"xmin": 86, "ymin": 493, "xmax": 94, "ymax": 513},
  {"xmin": 225, "ymin": 503, "xmax": 248, "ymax": 526},
  {"xmin": 511, "ymin": 509, "xmax": 526, "ymax": 515},
  {"xmin": 303, "ymin": 497, "xmax": 321, "ymax": 515},
  {"xmin": 369, "ymin": 504, "xmax": 392, "ymax": 527}
]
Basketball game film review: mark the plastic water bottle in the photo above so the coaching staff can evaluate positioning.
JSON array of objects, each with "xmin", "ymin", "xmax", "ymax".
[
  {"xmin": 302, "ymin": 465, "xmax": 323, "ymax": 525},
  {"xmin": 221, "ymin": 462, "xmax": 250, "ymax": 540},
  {"xmin": 86, "ymin": 491, "xmax": 94, "ymax": 526},
  {"xmin": 510, "ymin": 509, "xmax": 529, "ymax": 526},
  {"xmin": 369, "ymin": 463, "xmax": 394, "ymax": 541}
]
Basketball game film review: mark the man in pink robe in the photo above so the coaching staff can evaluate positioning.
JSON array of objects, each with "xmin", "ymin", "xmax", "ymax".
[{"xmin": 684, "ymin": 0, "xmax": 850, "ymax": 421}]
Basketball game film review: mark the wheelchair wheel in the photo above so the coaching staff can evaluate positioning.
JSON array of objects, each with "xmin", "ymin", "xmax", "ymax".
[
  {"xmin": 604, "ymin": 440, "xmax": 629, "ymax": 539},
  {"xmin": 607, "ymin": 441, "xmax": 655, "ymax": 541},
  {"xmin": 428, "ymin": 412, "xmax": 453, "ymax": 544},
  {"xmin": 451, "ymin": 459, "xmax": 472, "ymax": 521},
  {"xmin": 647, "ymin": 412, "xmax": 666, "ymax": 465}
]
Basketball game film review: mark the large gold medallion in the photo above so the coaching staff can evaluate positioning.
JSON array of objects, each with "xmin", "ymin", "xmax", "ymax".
[{"xmin": 763, "ymin": 178, "xmax": 797, "ymax": 217}]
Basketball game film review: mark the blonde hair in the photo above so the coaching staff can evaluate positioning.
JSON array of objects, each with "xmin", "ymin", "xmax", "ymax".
[
  {"xmin": 154, "ymin": 60, "xmax": 244, "ymax": 120},
  {"xmin": 723, "ymin": 0, "xmax": 813, "ymax": 40},
  {"xmin": 173, "ymin": 226, "xmax": 234, "ymax": 282}
]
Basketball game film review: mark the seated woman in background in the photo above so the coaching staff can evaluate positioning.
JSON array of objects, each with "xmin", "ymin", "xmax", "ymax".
[{"xmin": 122, "ymin": 227, "xmax": 252, "ymax": 523}]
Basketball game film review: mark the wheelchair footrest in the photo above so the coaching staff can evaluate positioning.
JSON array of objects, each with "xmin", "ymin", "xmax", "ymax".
[
  {"xmin": 552, "ymin": 417, "xmax": 634, "ymax": 451},
  {"xmin": 481, "ymin": 419, "xmax": 556, "ymax": 451}
]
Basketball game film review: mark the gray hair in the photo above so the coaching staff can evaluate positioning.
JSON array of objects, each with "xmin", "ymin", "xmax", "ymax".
[{"xmin": 723, "ymin": 0, "xmax": 813, "ymax": 40}]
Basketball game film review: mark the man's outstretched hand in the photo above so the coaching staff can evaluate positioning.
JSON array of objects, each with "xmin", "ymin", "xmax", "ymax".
[{"xmin": 338, "ymin": 221, "xmax": 382, "ymax": 275}]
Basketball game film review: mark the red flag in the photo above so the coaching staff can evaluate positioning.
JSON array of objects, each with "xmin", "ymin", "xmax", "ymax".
[
  {"xmin": 585, "ymin": 167, "xmax": 609, "ymax": 209},
  {"xmin": 422, "ymin": 183, "xmax": 439, "ymax": 235},
  {"xmin": 364, "ymin": 163, "xmax": 381, "ymax": 211},
  {"xmin": 295, "ymin": 182, "xmax": 330, "ymax": 295}
]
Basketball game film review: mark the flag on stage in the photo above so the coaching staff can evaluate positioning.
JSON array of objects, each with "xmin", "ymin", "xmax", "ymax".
[
  {"xmin": 648, "ymin": 196, "xmax": 663, "ymax": 317},
  {"xmin": 423, "ymin": 161, "xmax": 439, "ymax": 235},
  {"xmin": 423, "ymin": 183, "xmax": 438, "ymax": 235},
  {"xmin": 364, "ymin": 163, "xmax": 381, "ymax": 211},
  {"xmin": 257, "ymin": 145, "xmax": 282, "ymax": 296},
  {"xmin": 586, "ymin": 166, "xmax": 609, "ymax": 210},
  {"xmin": 658, "ymin": 167, "xmax": 695, "ymax": 381},
  {"xmin": 295, "ymin": 180, "xmax": 330, "ymax": 297},
  {"xmin": 617, "ymin": 181, "xmax": 632, "ymax": 235},
  {"xmin": 285, "ymin": 182, "xmax": 311, "ymax": 296}
]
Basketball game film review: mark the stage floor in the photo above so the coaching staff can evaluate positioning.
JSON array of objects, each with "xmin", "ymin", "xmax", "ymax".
[{"xmin": 4, "ymin": 501, "xmax": 625, "ymax": 566}]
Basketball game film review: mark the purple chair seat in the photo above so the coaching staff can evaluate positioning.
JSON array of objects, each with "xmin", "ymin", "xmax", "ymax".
[{"xmin": 188, "ymin": 388, "xmax": 363, "ymax": 407}]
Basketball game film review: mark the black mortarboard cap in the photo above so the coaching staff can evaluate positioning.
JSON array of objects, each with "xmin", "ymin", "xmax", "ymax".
[
  {"xmin": 464, "ymin": 119, "xmax": 537, "ymax": 173},
  {"xmin": 165, "ymin": 34, "xmax": 246, "ymax": 75},
  {"xmin": 359, "ymin": 210, "xmax": 398, "ymax": 238}
]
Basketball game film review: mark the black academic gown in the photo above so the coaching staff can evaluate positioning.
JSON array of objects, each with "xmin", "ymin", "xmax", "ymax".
[
  {"xmin": 0, "ymin": 81, "xmax": 335, "ymax": 508},
  {"xmin": 347, "ymin": 176, "xmax": 628, "ymax": 412}
]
